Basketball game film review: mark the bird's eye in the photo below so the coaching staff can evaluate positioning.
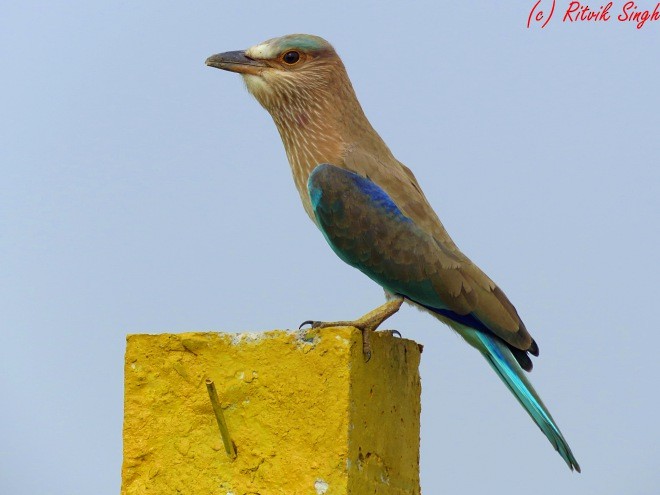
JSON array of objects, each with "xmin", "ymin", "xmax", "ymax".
[{"xmin": 282, "ymin": 51, "xmax": 300, "ymax": 65}]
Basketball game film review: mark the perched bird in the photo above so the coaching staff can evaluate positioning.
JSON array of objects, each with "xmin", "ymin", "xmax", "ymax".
[{"xmin": 206, "ymin": 34, "xmax": 580, "ymax": 472}]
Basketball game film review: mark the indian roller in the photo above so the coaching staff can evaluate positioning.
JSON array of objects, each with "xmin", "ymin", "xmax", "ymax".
[{"xmin": 206, "ymin": 34, "xmax": 580, "ymax": 472}]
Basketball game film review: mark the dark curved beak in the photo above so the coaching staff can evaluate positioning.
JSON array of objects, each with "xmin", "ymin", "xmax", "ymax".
[{"xmin": 205, "ymin": 50, "xmax": 266, "ymax": 75}]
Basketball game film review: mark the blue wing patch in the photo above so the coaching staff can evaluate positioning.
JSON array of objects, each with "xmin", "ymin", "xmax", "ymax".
[
  {"xmin": 308, "ymin": 163, "xmax": 490, "ymax": 333},
  {"xmin": 307, "ymin": 163, "xmax": 443, "ymax": 305},
  {"xmin": 309, "ymin": 164, "xmax": 411, "ymax": 225}
]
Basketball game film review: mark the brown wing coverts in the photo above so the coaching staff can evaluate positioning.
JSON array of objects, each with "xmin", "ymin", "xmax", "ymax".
[{"xmin": 343, "ymin": 151, "xmax": 535, "ymax": 353}]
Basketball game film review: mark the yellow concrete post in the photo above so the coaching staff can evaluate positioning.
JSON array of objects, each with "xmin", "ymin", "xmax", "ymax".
[{"xmin": 122, "ymin": 327, "xmax": 422, "ymax": 494}]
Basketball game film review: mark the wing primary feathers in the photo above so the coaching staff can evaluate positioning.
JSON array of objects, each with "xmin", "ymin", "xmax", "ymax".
[
  {"xmin": 529, "ymin": 338, "xmax": 540, "ymax": 357},
  {"xmin": 418, "ymin": 302, "xmax": 536, "ymax": 372}
]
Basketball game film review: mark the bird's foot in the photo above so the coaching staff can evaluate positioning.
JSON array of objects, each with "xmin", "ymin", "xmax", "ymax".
[{"xmin": 299, "ymin": 296, "xmax": 404, "ymax": 362}]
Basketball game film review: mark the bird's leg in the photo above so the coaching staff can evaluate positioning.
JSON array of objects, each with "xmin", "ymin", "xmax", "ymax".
[{"xmin": 300, "ymin": 296, "xmax": 404, "ymax": 361}]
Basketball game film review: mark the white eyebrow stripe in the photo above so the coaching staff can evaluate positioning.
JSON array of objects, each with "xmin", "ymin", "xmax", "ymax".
[{"xmin": 245, "ymin": 43, "xmax": 275, "ymax": 59}]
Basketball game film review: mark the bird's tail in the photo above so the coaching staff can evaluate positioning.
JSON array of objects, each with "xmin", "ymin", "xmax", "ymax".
[{"xmin": 458, "ymin": 326, "xmax": 581, "ymax": 472}]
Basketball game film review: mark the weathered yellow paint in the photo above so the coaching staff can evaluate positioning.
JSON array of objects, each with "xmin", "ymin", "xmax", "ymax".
[{"xmin": 122, "ymin": 328, "xmax": 422, "ymax": 494}]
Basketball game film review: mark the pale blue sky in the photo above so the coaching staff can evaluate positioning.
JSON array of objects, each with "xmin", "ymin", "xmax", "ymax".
[{"xmin": 1, "ymin": 1, "xmax": 658, "ymax": 494}]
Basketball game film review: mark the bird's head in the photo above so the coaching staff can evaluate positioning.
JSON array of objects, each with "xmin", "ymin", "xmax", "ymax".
[
  {"xmin": 206, "ymin": 34, "xmax": 392, "ymax": 221},
  {"xmin": 205, "ymin": 34, "xmax": 349, "ymax": 114}
]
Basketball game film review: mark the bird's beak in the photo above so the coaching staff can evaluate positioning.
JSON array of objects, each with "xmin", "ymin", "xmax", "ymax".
[{"xmin": 205, "ymin": 50, "xmax": 266, "ymax": 76}]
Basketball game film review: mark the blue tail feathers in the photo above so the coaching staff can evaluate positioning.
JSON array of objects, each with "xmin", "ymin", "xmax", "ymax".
[{"xmin": 463, "ymin": 327, "xmax": 581, "ymax": 472}]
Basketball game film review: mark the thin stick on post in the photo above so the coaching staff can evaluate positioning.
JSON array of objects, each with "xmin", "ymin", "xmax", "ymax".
[{"xmin": 205, "ymin": 378, "xmax": 237, "ymax": 459}]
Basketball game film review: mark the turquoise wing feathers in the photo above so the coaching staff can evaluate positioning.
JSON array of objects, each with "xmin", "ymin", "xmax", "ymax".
[{"xmin": 307, "ymin": 163, "xmax": 580, "ymax": 472}]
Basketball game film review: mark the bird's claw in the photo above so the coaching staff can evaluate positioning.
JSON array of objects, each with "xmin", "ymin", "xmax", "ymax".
[
  {"xmin": 299, "ymin": 320, "xmax": 315, "ymax": 330},
  {"xmin": 363, "ymin": 348, "xmax": 372, "ymax": 363},
  {"xmin": 299, "ymin": 320, "xmax": 346, "ymax": 330},
  {"xmin": 297, "ymin": 297, "xmax": 404, "ymax": 361}
]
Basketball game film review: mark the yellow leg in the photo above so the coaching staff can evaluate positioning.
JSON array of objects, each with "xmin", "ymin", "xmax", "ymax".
[{"xmin": 300, "ymin": 296, "xmax": 404, "ymax": 361}]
